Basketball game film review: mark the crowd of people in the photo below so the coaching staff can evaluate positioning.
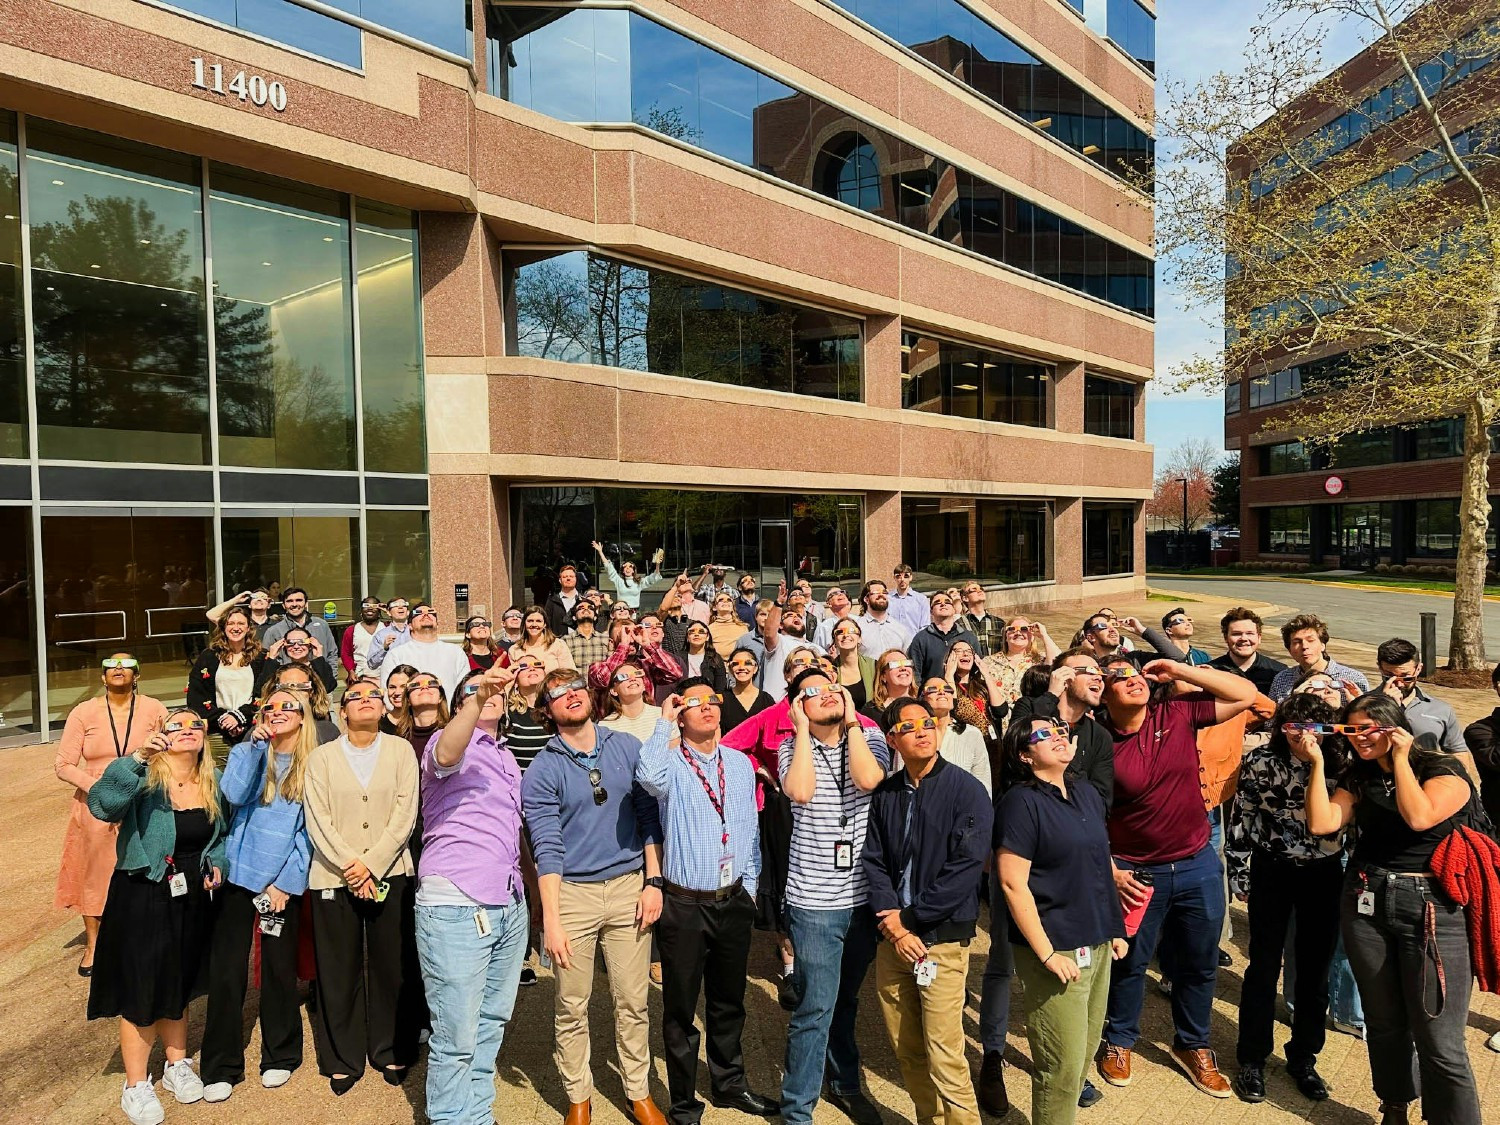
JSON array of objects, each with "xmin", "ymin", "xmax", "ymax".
[{"xmin": 49, "ymin": 563, "xmax": 1500, "ymax": 1125}]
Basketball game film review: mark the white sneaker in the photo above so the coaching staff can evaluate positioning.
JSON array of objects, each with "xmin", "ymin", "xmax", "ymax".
[
  {"xmin": 121, "ymin": 1080, "xmax": 165, "ymax": 1125},
  {"xmin": 202, "ymin": 1082, "xmax": 232, "ymax": 1103},
  {"xmin": 261, "ymin": 1068, "xmax": 292, "ymax": 1089},
  {"xmin": 160, "ymin": 1058, "xmax": 204, "ymax": 1104},
  {"xmin": 1486, "ymin": 1030, "xmax": 1500, "ymax": 1053}
]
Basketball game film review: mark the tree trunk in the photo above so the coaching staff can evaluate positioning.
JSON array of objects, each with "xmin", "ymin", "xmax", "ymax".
[{"xmin": 1448, "ymin": 395, "xmax": 1493, "ymax": 670}]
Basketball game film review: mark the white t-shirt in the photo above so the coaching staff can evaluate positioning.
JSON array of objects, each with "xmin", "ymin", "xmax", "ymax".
[
  {"xmin": 215, "ymin": 663, "xmax": 256, "ymax": 712},
  {"xmin": 378, "ymin": 637, "xmax": 471, "ymax": 699},
  {"xmin": 348, "ymin": 622, "xmax": 382, "ymax": 678},
  {"xmin": 599, "ymin": 706, "xmax": 662, "ymax": 742}
]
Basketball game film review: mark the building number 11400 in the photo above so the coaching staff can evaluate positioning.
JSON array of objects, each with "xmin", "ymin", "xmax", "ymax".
[{"xmin": 190, "ymin": 58, "xmax": 288, "ymax": 112}]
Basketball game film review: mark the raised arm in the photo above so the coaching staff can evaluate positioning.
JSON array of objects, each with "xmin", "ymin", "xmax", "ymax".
[{"xmin": 1142, "ymin": 658, "xmax": 1255, "ymax": 723}]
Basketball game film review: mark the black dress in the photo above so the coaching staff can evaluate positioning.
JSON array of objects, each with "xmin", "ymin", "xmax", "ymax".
[
  {"xmin": 89, "ymin": 809, "xmax": 215, "ymax": 1026},
  {"xmin": 720, "ymin": 688, "xmax": 773, "ymax": 731}
]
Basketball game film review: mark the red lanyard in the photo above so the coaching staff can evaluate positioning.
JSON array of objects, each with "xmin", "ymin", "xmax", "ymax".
[{"xmin": 681, "ymin": 745, "xmax": 729, "ymax": 848}]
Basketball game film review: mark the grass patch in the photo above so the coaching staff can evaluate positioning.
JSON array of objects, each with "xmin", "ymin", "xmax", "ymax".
[
  {"xmin": 1146, "ymin": 592, "xmax": 1196, "ymax": 602},
  {"xmin": 1301, "ymin": 574, "xmax": 1500, "ymax": 596}
]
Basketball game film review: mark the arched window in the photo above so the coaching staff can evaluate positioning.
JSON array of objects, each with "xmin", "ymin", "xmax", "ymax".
[{"xmin": 830, "ymin": 138, "xmax": 881, "ymax": 212}]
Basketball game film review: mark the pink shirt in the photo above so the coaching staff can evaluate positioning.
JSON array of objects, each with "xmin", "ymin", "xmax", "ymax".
[{"xmin": 721, "ymin": 699, "xmax": 881, "ymax": 810}]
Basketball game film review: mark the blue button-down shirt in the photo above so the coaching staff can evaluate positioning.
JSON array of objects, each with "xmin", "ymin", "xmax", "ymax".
[{"xmin": 637, "ymin": 719, "xmax": 761, "ymax": 896}]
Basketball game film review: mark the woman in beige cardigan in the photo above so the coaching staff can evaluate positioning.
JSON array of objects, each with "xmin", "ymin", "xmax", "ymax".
[{"xmin": 303, "ymin": 676, "xmax": 421, "ymax": 1096}]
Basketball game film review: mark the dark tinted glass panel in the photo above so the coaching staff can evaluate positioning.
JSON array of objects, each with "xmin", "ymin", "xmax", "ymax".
[
  {"xmin": 356, "ymin": 200, "xmax": 425, "ymax": 474},
  {"xmin": 1328, "ymin": 502, "xmax": 1393, "ymax": 554},
  {"xmin": 42, "ymin": 513, "xmax": 213, "ymax": 727},
  {"xmin": 221, "ymin": 515, "xmax": 359, "ymax": 620},
  {"xmin": 27, "ymin": 123, "xmax": 210, "ymax": 464},
  {"xmin": 367, "ymin": 508, "xmax": 431, "ymax": 602},
  {"xmin": 1084, "ymin": 374, "xmax": 1135, "ymax": 438},
  {"xmin": 1108, "ymin": 0, "xmax": 1155, "ymax": 73},
  {"xmin": 0, "ymin": 506, "xmax": 37, "ymax": 735},
  {"xmin": 211, "ymin": 166, "xmax": 356, "ymax": 471},
  {"xmin": 902, "ymin": 496, "xmax": 1051, "ymax": 586},
  {"xmin": 514, "ymin": 486, "xmax": 863, "ymax": 604},
  {"xmin": 159, "ymin": 0, "xmax": 363, "ymax": 67},
  {"xmin": 0, "ymin": 115, "xmax": 24, "ymax": 458},
  {"xmin": 1261, "ymin": 506, "xmax": 1311, "ymax": 553},
  {"xmin": 900, "ymin": 332, "xmax": 1050, "ymax": 426},
  {"xmin": 1084, "ymin": 503, "xmax": 1134, "ymax": 575},
  {"xmin": 322, "ymin": 0, "xmax": 469, "ymax": 57},
  {"xmin": 514, "ymin": 250, "xmax": 862, "ymax": 401}
]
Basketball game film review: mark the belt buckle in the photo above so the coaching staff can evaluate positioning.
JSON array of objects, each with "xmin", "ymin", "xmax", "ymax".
[{"xmin": 715, "ymin": 885, "xmax": 732, "ymax": 902}]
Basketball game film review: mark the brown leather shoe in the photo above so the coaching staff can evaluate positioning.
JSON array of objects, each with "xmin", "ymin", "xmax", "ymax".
[
  {"xmin": 1170, "ymin": 1047, "xmax": 1232, "ymax": 1098},
  {"xmin": 1096, "ymin": 1044, "xmax": 1132, "ymax": 1087},
  {"xmin": 565, "ymin": 1100, "xmax": 592, "ymax": 1125},
  {"xmin": 632, "ymin": 1098, "xmax": 666, "ymax": 1125}
]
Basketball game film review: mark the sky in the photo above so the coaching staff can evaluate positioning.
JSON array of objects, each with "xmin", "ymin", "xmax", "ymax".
[{"xmin": 1146, "ymin": 1, "xmax": 1368, "ymax": 451}]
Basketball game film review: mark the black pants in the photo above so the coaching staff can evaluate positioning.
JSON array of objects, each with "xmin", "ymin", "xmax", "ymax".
[
  {"xmin": 657, "ymin": 887, "xmax": 756, "ymax": 1125},
  {"xmin": 309, "ymin": 874, "xmax": 422, "ymax": 1078},
  {"xmin": 1237, "ymin": 850, "xmax": 1343, "ymax": 1066},
  {"xmin": 202, "ymin": 883, "xmax": 304, "ymax": 1085}
]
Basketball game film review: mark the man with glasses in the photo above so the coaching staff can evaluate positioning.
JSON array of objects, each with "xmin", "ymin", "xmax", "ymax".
[
  {"xmin": 1160, "ymin": 608, "xmax": 1210, "ymax": 665},
  {"xmin": 907, "ymin": 591, "xmax": 980, "ymax": 686},
  {"xmin": 958, "ymin": 583, "xmax": 1004, "ymax": 658},
  {"xmin": 522, "ymin": 671, "xmax": 667, "ymax": 1125},
  {"xmin": 811, "ymin": 588, "xmax": 857, "ymax": 651},
  {"xmin": 636, "ymin": 680, "xmax": 777, "ymax": 1124},
  {"xmin": 1094, "ymin": 655, "xmax": 1255, "ymax": 1098},
  {"xmin": 1376, "ymin": 637, "xmax": 1471, "ymax": 765},
  {"xmin": 364, "ymin": 598, "xmax": 414, "ymax": 671},
  {"xmin": 852, "ymin": 580, "xmax": 911, "ymax": 659},
  {"xmin": 1206, "ymin": 608, "xmax": 1286, "ymax": 694},
  {"xmin": 566, "ymin": 601, "xmax": 613, "ymax": 674},
  {"xmin": 340, "ymin": 596, "xmax": 386, "ymax": 681},
  {"xmin": 886, "ymin": 564, "xmax": 930, "ymax": 636},
  {"xmin": 863, "ymin": 694, "xmax": 992, "ymax": 1125},
  {"xmin": 589, "ymin": 614, "xmax": 683, "ymax": 703},
  {"xmin": 379, "ymin": 604, "xmax": 470, "ymax": 699},
  {"xmin": 775, "ymin": 666, "xmax": 890, "ymax": 1125},
  {"xmin": 261, "ymin": 586, "xmax": 337, "ymax": 663},
  {"xmin": 1077, "ymin": 612, "xmax": 1182, "ymax": 669}
]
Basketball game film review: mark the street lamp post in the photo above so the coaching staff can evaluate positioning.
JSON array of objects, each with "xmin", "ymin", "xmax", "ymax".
[{"xmin": 1178, "ymin": 476, "xmax": 1189, "ymax": 565}]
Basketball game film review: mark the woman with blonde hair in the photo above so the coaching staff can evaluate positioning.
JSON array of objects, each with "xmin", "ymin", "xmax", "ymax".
[
  {"xmin": 708, "ymin": 591, "xmax": 750, "ymax": 658},
  {"xmin": 861, "ymin": 647, "xmax": 916, "ymax": 723},
  {"xmin": 86, "ymin": 709, "xmax": 225, "ymax": 1123},
  {"xmin": 980, "ymin": 616, "xmax": 1059, "ymax": 707},
  {"xmin": 597, "ymin": 658, "xmax": 662, "ymax": 742},
  {"xmin": 509, "ymin": 605, "xmax": 573, "ymax": 672},
  {"xmin": 187, "ymin": 607, "xmax": 271, "ymax": 748},
  {"xmin": 200, "ymin": 688, "xmax": 315, "ymax": 1104},
  {"xmin": 263, "ymin": 660, "xmax": 340, "ymax": 743},
  {"xmin": 55, "ymin": 651, "xmax": 169, "ymax": 976}
]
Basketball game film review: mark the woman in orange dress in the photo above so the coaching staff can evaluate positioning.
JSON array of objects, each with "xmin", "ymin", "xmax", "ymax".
[{"xmin": 54, "ymin": 652, "xmax": 168, "ymax": 975}]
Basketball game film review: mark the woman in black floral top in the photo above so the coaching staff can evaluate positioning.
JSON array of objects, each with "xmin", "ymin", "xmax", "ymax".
[{"xmin": 1226, "ymin": 693, "xmax": 1348, "ymax": 1104}]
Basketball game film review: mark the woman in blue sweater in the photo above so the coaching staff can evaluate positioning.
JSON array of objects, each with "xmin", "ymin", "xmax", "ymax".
[
  {"xmin": 200, "ymin": 687, "xmax": 314, "ymax": 1104},
  {"xmin": 87, "ymin": 709, "xmax": 226, "ymax": 1125}
]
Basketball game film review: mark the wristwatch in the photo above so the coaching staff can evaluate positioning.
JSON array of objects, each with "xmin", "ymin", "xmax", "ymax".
[{"xmin": 644, "ymin": 876, "xmax": 665, "ymax": 890}]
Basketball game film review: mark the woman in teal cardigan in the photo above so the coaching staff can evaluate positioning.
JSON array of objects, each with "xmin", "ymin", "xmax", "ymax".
[{"xmin": 87, "ymin": 708, "xmax": 227, "ymax": 1124}]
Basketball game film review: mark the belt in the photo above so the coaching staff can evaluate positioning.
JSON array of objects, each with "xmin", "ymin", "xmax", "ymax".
[
  {"xmin": 1359, "ymin": 863, "xmax": 1433, "ymax": 880},
  {"xmin": 664, "ymin": 878, "xmax": 743, "ymax": 903}
]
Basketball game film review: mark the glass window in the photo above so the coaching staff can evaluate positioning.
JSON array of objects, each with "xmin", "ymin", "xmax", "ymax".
[
  {"xmin": 1084, "ymin": 374, "xmax": 1135, "ymax": 438},
  {"xmin": 42, "ymin": 513, "xmax": 213, "ymax": 728},
  {"xmin": 1261, "ymin": 506, "xmax": 1311, "ymax": 553},
  {"xmin": 157, "ymin": 0, "xmax": 363, "ymax": 67},
  {"xmin": 1413, "ymin": 499, "xmax": 1461, "ymax": 557},
  {"xmin": 1328, "ymin": 501, "xmax": 1392, "ymax": 554},
  {"xmin": 0, "ymin": 506, "xmax": 37, "ymax": 735},
  {"xmin": 26, "ymin": 122, "xmax": 210, "ymax": 463},
  {"xmin": 902, "ymin": 496, "xmax": 1051, "ymax": 586},
  {"xmin": 1108, "ymin": 0, "xmax": 1155, "ymax": 73},
  {"xmin": 1263, "ymin": 441, "xmax": 1309, "ymax": 475},
  {"xmin": 366, "ymin": 509, "xmax": 431, "ymax": 602},
  {"xmin": 1412, "ymin": 416, "xmax": 1464, "ymax": 460},
  {"xmin": 221, "ymin": 514, "xmax": 360, "ymax": 620},
  {"xmin": 0, "ymin": 114, "xmax": 25, "ymax": 458},
  {"xmin": 899, "ymin": 332, "xmax": 1049, "ymax": 426},
  {"xmin": 356, "ymin": 200, "xmax": 425, "ymax": 474},
  {"xmin": 322, "ymin": 0, "xmax": 469, "ymax": 57},
  {"xmin": 1083, "ymin": 503, "xmax": 1134, "ymax": 576},
  {"xmin": 1225, "ymin": 379, "xmax": 1242, "ymax": 414},
  {"xmin": 513, "ymin": 250, "xmax": 863, "ymax": 401},
  {"xmin": 211, "ymin": 166, "xmax": 357, "ymax": 471},
  {"xmin": 1330, "ymin": 428, "xmax": 1392, "ymax": 468},
  {"xmin": 831, "ymin": 139, "xmax": 882, "ymax": 212},
  {"xmin": 514, "ymin": 486, "xmax": 863, "ymax": 604}
]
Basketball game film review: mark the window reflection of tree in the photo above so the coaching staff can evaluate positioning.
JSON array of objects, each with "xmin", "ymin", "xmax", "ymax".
[{"xmin": 0, "ymin": 164, "xmax": 23, "ymax": 457}]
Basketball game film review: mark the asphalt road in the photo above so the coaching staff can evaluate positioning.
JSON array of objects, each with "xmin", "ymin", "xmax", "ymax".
[{"xmin": 1146, "ymin": 574, "xmax": 1500, "ymax": 656}]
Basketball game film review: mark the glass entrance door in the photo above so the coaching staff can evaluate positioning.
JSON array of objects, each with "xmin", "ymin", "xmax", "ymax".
[{"xmin": 759, "ymin": 519, "xmax": 792, "ymax": 590}]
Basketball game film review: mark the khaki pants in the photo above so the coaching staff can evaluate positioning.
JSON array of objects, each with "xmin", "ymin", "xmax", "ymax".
[
  {"xmin": 874, "ymin": 940, "xmax": 978, "ymax": 1125},
  {"xmin": 554, "ymin": 871, "xmax": 653, "ymax": 1103},
  {"xmin": 1014, "ymin": 943, "xmax": 1112, "ymax": 1125}
]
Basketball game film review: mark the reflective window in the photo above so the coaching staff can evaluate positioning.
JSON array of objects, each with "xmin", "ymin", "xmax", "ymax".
[
  {"xmin": 1261, "ymin": 506, "xmax": 1311, "ymax": 554},
  {"xmin": 487, "ymin": 7, "xmax": 1155, "ymax": 316},
  {"xmin": 1083, "ymin": 502, "xmax": 1134, "ymax": 575},
  {"xmin": 42, "ymin": 513, "xmax": 213, "ymax": 728},
  {"xmin": 319, "ymin": 0, "xmax": 470, "ymax": 57},
  {"xmin": 1328, "ymin": 502, "xmax": 1393, "ymax": 554},
  {"xmin": 211, "ymin": 167, "xmax": 357, "ymax": 471},
  {"xmin": 1261, "ymin": 440, "xmax": 1309, "ymax": 475},
  {"xmin": 0, "ymin": 506, "xmax": 38, "ymax": 735},
  {"xmin": 26, "ymin": 123, "xmax": 210, "ymax": 464},
  {"xmin": 514, "ymin": 486, "xmax": 863, "ymax": 604},
  {"xmin": 901, "ymin": 331, "xmax": 1050, "ymax": 426},
  {"xmin": 1411, "ymin": 416, "xmax": 1464, "ymax": 460},
  {"xmin": 1225, "ymin": 379, "xmax": 1242, "ymax": 414},
  {"xmin": 1107, "ymin": 0, "xmax": 1155, "ymax": 73},
  {"xmin": 512, "ymin": 250, "xmax": 863, "ymax": 400},
  {"xmin": 902, "ymin": 496, "xmax": 1052, "ymax": 586},
  {"xmin": 1084, "ymin": 374, "xmax": 1135, "ymax": 438},
  {"xmin": 0, "ymin": 115, "xmax": 24, "ymax": 458},
  {"xmin": 367, "ymin": 509, "xmax": 431, "ymax": 601},
  {"xmin": 1330, "ymin": 428, "xmax": 1392, "ymax": 468},
  {"xmin": 156, "ymin": 0, "xmax": 363, "ymax": 67},
  {"xmin": 356, "ymin": 200, "xmax": 425, "ymax": 473},
  {"xmin": 222, "ymin": 514, "xmax": 360, "ymax": 620}
]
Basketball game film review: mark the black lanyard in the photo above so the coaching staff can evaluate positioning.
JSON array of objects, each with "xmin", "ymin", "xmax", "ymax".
[
  {"xmin": 815, "ymin": 737, "xmax": 852, "ymax": 830},
  {"xmin": 681, "ymin": 745, "xmax": 729, "ymax": 848},
  {"xmin": 108, "ymin": 694, "xmax": 137, "ymax": 758}
]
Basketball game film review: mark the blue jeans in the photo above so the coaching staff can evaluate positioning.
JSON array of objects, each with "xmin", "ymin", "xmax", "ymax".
[
  {"xmin": 1105, "ymin": 843, "xmax": 1225, "ymax": 1050},
  {"xmin": 416, "ymin": 900, "xmax": 529, "ymax": 1125},
  {"xmin": 979, "ymin": 866, "xmax": 1015, "ymax": 1055},
  {"xmin": 781, "ymin": 904, "xmax": 878, "ymax": 1123}
]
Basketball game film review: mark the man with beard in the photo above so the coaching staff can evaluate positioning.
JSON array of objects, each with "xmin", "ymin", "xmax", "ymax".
[
  {"xmin": 545, "ymin": 565, "xmax": 586, "ymax": 638},
  {"xmin": 364, "ymin": 597, "xmax": 414, "ymax": 672},
  {"xmin": 340, "ymin": 596, "xmax": 385, "ymax": 680},
  {"xmin": 852, "ymin": 580, "xmax": 911, "ymax": 659},
  {"xmin": 378, "ymin": 603, "xmax": 471, "ymax": 698},
  {"xmin": 566, "ymin": 601, "xmax": 612, "ymax": 674},
  {"xmin": 1077, "ymin": 612, "xmax": 1183, "ymax": 668}
]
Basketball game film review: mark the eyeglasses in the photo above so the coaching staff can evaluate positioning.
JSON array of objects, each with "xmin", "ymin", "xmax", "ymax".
[
  {"xmin": 459, "ymin": 682, "xmax": 483, "ymax": 698},
  {"xmin": 1167, "ymin": 616, "xmax": 1191, "ymax": 627},
  {"xmin": 388, "ymin": 600, "xmax": 409, "ymax": 609},
  {"xmin": 259, "ymin": 700, "xmax": 304, "ymax": 715},
  {"xmin": 1298, "ymin": 679, "xmax": 1337, "ymax": 692},
  {"xmin": 546, "ymin": 679, "xmax": 589, "ymax": 702},
  {"xmin": 1087, "ymin": 621, "xmax": 1116, "ymax": 633},
  {"xmin": 278, "ymin": 680, "xmax": 314, "ymax": 692},
  {"xmin": 1335, "ymin": 723, "xmax": 1396, "ymax": 736},
  {"xmin": 1103, "ymin": 666, "xmax": 1142, "ymax": 682},
  {"xmin": 1069, "ymin": 665, "xmax": 1104, "ymax": 678},
  {"xmin": 513, "ymin": 660, "xmax": 544, "ymax": 672},
  {"xmin": 586, "ymin": 767, "xmax": 609, "ymax": 806},
  {"xmin": 412, "ymin": 607, "xmax": 437, "ymax": 618},
  {"xmin": 345, "ymin": 688, "xmax": 386, "ymax": 703},
  {"xmin": 1026, "ymin": 723, "xmax": 1070, "ymax": 745},
  {"xmin": 889, "ymin": 717, "xmax": 938, "ymax": 735},
  {"xmin": 789, "ymin": 657, "xmax": 817, "ymax": 671},
  {"xmin": 729, "ymin": 659, "xmax": 758, "ymax": 670},
  {"xmin": 800, "ymin": 684, "xmax": 841, "ymax": 699},
  {"xmin": 922, "ymin": 685, "xmax": 956, "ymax": 696},
  {"xmin": 164, "ymin": 719, "xmax": 208, "ymax": 733},
  {"xmin": 682, "ymin": 694, "xmax": 723, "ymax": 708},
  {"xmin": 467, "ymin": 620, "xmax": 492, "ymax": 629},
  {"xmin": 930, "ymin": 598, "xmax": 953, "ymax": 608},
  {"xmin": 101, "ymin": 658, "xmax": 139, "ymax": 669},
  {"xmin": 882, "ymin": 659, "xmax": 914, "ymax": 672},
  {"xmin": 1006, "ymin": 626, "xmax": 1031, "ymax": 636},
  {"xmin": 1384, "ymin": 673, "xmax": 1420, "ymax": 685},
  {"xmin": 1281, "ymin": 722, "xmax": 1336, "ymax": 735},
  {"xmin": 408, "ymin": 677, "xmax": 442, "ymax": 691},
  {"xmin": 614, "ymin": 670, "xmax": 644, "ymax": 683},
  {"xmin": 285, "ymin": 638, "xmax": 310, "ymax": 647},
  {"xmin": 503, "ymin": 615, "xmax": 524, "ymax": 625}
]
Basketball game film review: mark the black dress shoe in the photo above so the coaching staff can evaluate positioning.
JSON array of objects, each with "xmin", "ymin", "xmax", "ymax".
[
  {"xmin": 976, "ymin": 1052, "xmax": 1010, "ymax": 1117},
  {"xmin": 1232, "ymin": 1064, "xmax": 1266, "ymax": 1103},
  {"xmin": 383, "ymin": 1065, "xmax": 410, "ymax": 1086},
  {"xmin": 1077, "ymin": 1079, "xmax": 1102, "ymax": 1109},
  {"xmin": 329, "ymin": 1074, "xmax": 359, "ymax": 1096},
  {"xmin": 824, "ymin": 1088, "xmax": 882, "ymax": 1125},
  {"xmin": 1217, "ymin": 948, "xmax": 1233, "ymax": 968},
  {"xmin": 1287, "ymin": 1061, "xmax": 1328, "ymax": 1101},
  {"xmin": 777, "ymin": 972, "xmax": 804, "ymax": 1012},
  {"xmin": 709, "ymin": 1090, "xmax": 780, "ymax": 1117}
]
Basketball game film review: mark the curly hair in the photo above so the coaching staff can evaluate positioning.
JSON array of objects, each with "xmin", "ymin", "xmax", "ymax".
[{"xmin": 208, "ymin": 606, "xmax": 265, "ymax": 665}]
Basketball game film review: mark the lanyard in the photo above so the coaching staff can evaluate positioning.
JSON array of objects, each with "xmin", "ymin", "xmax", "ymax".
[
  {"xmin": 681, "ymin": 744, "xmax": 729, "ymax": 848},
  {"xmin": 108, "ymin": 694, "xmax": 138, "ymax": 758},
  {"xmin": 815, "ymin": 737, "xmax": 852, "ymax": 830}
]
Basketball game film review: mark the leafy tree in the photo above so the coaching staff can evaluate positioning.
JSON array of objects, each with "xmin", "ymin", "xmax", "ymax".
[
  {"xmin": 1156, "ymin": 0, "xmax": 1500, "ymax": 667},
  {"xmin": 1145, "ymin": 438, "xmax": 1219, "ymax": 532}
]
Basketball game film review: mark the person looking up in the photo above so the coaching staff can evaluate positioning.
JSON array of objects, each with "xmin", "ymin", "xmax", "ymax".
[
  {"xmin": 566, "ymin": 602, "xmax": 612, "ymax": 673},
  {"xmin": 1160, "ymin": 608, "xmax": 1210, "ymax": 665},
  {"xmin": 341, "ymin": 597, "xmax": 386, "ymax": 680},
  {"xmin": 852, "ymin": 580, "xmax": 911, "ymax": 659},
  {"xmin": 907, "ymin": 591, "xmax": 979, "ymax": 686},
  {"xmin": 379, "ymin": 604, "xmax": 474, "ymax": 698},
  {"xmin": 187, "ymin": 608, "xmax": 271, "ymax": 749}
]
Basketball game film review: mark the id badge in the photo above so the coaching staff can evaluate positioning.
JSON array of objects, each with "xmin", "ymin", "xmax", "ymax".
[
  {"xmin": 321, "ymin": 888, "xmax": 336, "ymax": 901},
  {"xmin": 1075, "ymin": 945, "xmax": 1092, "ymax": 969},
  {"xmin": 913, "ymin": 956, "xmax": 937, "ymax": 987},
  {"xmin": 168, "ymin": 872, "xmax": 188, "ymax": 898},
  {"xmin": 719, "ymin": 854, "xmax": 735, "ymax": 890},
  {"xmin": 1357, "ymin": 890, "xmax": 1376, "ymax": 916},
  {"xmin": 474, "ymin": 908, "xmax": 492, "ymax": 937},
  {"xmin": 258, "ymin": 914, "xmax": 284, "ymax": 938},
  {"xmin": 834, "ymin": 839, "xmax": 853, "ymax": 871}
]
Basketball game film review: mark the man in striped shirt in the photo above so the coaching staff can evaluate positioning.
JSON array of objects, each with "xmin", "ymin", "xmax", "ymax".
[{"xmin": 776, "ymin": 668, "xmax": 891, "ymax": 1125}]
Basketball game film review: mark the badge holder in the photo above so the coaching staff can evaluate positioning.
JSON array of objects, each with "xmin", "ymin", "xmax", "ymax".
[
  {"xmin": 166, "ymin": 855, "xmax": 187, "ymax": 898},
  {"xmin": 913, "ymin": 956, "xmax": 937, "ymax": 988},
  {"xmin": 1356, "ymin": 871, "xmax": 1375, "ymax": 917}
]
